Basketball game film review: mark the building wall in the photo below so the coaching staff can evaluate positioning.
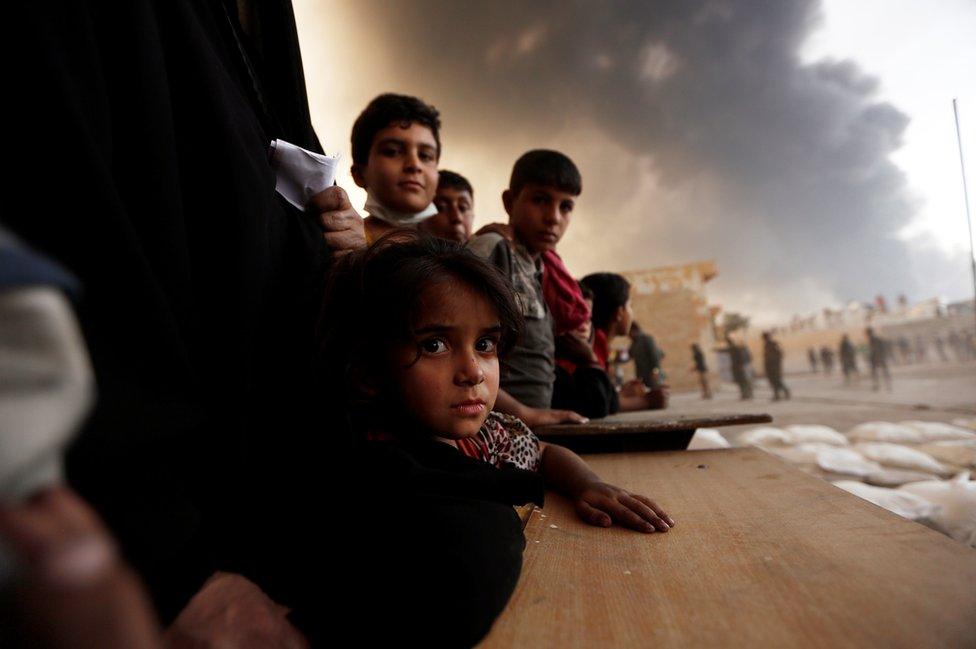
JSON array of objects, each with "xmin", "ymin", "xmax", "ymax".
[{"xmin": 618, "ymin": 262, "xmax": 718, "ymax": 392}]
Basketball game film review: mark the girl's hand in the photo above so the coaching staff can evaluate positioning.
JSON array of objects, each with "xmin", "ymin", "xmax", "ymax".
[{"xmin": 572, "ymin": 481, "xmax": 674, "ymax": 533}]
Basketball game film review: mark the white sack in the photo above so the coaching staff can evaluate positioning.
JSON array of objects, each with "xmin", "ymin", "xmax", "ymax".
[
  {"xmin": 900, "ymin": 473, "xmax": 976, "ymax": 547},
  {"xmin": 816, "ymin": 448, "xmax": 882, "ymax": 477},
  {"xmin": 738, "ymin": 426, "xmax": 792, "ymax": 447},
  {"xmin": 834, "ymin": 481, "xmax": 938, "ymax": 521},
  {"xmin": 768, "ymin": 442, "xmax": 844, "ymax": 466},
  {"xmin": 854, "ymin": 442, "xmax": 949, "ymax": 475},
  {"xmin": 848, "ymin": 421, "xmax": 925, "ymax": 444},
  {"xmin": 899, "ymin": 420, "xmax": 976, "ymax": 442},
  {"xmin": 784, "ymin": 424, "xmax": 848, "ymax": 446},
  {"xmin": 688, "ymin": 428, "xmax": 731, "ymax": 450}
]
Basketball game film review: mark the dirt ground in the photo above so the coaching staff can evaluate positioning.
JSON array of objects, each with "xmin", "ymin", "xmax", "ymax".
[{"xmin": 666, "ymin": 358, "xmax": 976, "ymax": 442}]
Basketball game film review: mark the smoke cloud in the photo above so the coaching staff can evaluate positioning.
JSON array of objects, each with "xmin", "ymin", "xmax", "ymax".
[{"xmin": 299, "ymin": 0, "xmax": 969, "ymax": 322}]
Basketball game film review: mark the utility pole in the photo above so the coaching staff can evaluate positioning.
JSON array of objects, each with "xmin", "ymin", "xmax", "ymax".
[{"xmin": 952, "ymin": 98, "xmax": 976, "ymax": 333}]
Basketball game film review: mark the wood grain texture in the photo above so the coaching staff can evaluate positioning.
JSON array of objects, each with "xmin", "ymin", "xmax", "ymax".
[{"xmin": 479, "ymin": 448, "xmax": 976, "ymax": 648}]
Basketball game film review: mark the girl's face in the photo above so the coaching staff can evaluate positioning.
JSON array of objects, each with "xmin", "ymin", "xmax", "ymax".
[{"xmin": 389, "ymin": 280, "xmax": 502, "ymax": 442}]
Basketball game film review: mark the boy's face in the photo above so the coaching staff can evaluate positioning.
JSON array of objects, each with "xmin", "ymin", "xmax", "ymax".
[
  {"xmin": 389, "ymin": 281, "xmax": 501, "ymax": 442},
  {"xmin": 420, "ymin": 186, "xmax": 474, "ymax": 243},
  {"xmin": 503, "ymin": 183, "xmax": 576, "ymax": 255},
  {"xmin": 617, "ymin": 298, "xmax": 634, "ymax": 337},
  {"xmin": 352, "ymin": 122, "xmax": 439, "ymax": 213}
]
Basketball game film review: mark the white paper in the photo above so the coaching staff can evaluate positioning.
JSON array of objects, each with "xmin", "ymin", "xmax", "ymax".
[{"xmin": 269, "ymin": 139, "xmax": 341, "ymax": 211}]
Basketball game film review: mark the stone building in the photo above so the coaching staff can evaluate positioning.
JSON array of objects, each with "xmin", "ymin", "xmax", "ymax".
[{"xmin": 617, "ymin": 261, "xmax": 719, "ymax": 392}]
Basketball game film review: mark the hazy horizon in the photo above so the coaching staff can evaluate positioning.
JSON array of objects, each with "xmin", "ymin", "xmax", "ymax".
[{"xmin": 294, "ymin": 0, "xmax": 976, "ymax": 326}]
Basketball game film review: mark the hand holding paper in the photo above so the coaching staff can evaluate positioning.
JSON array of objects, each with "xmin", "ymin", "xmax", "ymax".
[
  {"xmin": 268, "ymin": 139, "xmax": 342, "ymax": 211},
  {"xmin": 270, "ymin": 140, "xmax": 366, "ymax": 255}
]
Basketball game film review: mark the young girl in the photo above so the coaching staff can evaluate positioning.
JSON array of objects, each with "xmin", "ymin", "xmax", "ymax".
[{"xmin": 317, "ymin": 231, "xmax": 674, "ymax": 533}]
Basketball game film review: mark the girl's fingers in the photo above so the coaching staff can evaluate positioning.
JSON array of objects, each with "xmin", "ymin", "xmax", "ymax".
[
  {"xmin": 574, "ymin": 500, "xmax": 611, "ymax": 527},
  {"xmin": 633, "ymin": 494, "xmax": 675, "ymax": 527},
  {"xmin": 599, "ymin": 499, "xmax": 656, "ymax": 533},
  {"xmin": 619, "ymin": 494, "xmax": 670, "ymax": 532}
]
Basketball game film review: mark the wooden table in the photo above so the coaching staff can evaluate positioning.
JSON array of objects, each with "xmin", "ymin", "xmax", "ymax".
[
  {"xmin": 480, "ymin": 448, "xmax": 976, "ymax": 648},
  {"xmin": 535, "ymin": 411, "xmax": 772, "ymax": 454}
]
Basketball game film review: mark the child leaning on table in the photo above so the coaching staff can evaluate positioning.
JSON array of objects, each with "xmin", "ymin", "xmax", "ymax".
[{"xmin": 315, "ymin": 230, "xmax": 674, "ymax": 532}]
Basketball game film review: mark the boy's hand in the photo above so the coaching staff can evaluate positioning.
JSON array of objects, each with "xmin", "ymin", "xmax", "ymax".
[
  {"xmin": 620, "ymin": 379, "xmax": 647, "ymax": 398},
  {"xmin": 307, "ymin": 186, "xmax": 366, "ymax": 256},
  {"xmin": 572, "ymin": 481, "xmax": 674, "ymax": 533},
  {"xmin": 522, "ymin": 407, "xmax": 588, "ymax": 427},
  {"xmin": 646, "ymin": 385, "xmax": 669, "ymax": 409}
]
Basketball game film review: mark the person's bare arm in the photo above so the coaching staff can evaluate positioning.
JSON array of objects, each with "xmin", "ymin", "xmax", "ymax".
[
  {"xmin": 494, "ymin": 388, "xmax": 587, "ymax": 427},
  {"xmin": 538, "ymin": 442, "xmax": 674, "ymax": 533}
]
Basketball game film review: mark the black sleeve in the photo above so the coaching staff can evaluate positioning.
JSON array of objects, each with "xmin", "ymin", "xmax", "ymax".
[
  {"xmin": 245, "ymin": 441, "xmax": 539, "ymax": 648},
  {"xmin": 551, "ymin": 365, "xmax": 618, "ymax": 418}
]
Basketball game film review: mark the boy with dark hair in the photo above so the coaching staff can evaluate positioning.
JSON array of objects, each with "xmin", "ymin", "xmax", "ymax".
[
  {"xmin": 420, "ymin": 169, "xmax": 475, "ymax": 243},
  {"xmin": 468, "ymin": 150, "xmax": 586, "ymax": 427},
  {"xmin": 350, "ymin": 93, "xmax": 441, "ymax": 243},
  {"xmin": 580, "ymin": 273, "xmax": 668, "ymax": 411}
]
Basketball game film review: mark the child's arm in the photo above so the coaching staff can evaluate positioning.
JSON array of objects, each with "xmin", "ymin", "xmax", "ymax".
[
  {"xmin": 537, "ymin": 442, "xmax": 674, "ymax": 533},
  {"xmin": 495, "ymin": 388, "xmax": 588, "ymax": 427}
]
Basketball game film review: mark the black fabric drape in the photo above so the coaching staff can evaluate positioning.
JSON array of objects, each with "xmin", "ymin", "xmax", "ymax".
[{"xmin": 7, "ymin": 3, "xmax": 528, "ymax": 644}]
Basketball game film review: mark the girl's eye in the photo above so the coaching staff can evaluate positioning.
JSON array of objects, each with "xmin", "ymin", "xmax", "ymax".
[
  {"xmin": 420, "ymin": 338, "xmax": 447, "ymax": 354},
  {"xmin": 476, "ymin": 337, "xmax": 498, "ymax": 354}
]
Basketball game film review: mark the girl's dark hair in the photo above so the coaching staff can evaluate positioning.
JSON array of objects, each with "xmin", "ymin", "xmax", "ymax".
[
  {"xmin": 580, "ymin": 272, "xmax": 631, "ymax": 331},
  {"xmin": 315, "ymin": 230, "xmax": 523, "ymax": 421}
]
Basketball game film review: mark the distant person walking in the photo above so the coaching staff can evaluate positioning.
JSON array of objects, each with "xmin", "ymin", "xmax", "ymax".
[
  {"xmin": 934, "ymin": 335, "xmax": 948, "ymax": 362},
  {"xmin": 762, "ymin": 332, "xmax": 790, "ymax": 401},
  {"xmin": 949, "ymin": 330, "xmax": 964, "ymax": 361},
  {"xmin": 726, "ymin": 335, "xmax": 753, "ymax": 400},
  {"xmin": 819, "ymin": 346, "xmax": 834, "ymax": 375},
  {"xmin": 867, "ymin": 327, "xmax": 892, "ymax": 391},
  {"xmin": 629, "ymin": 321, "xmax": 664, "ymax": 387},
  {"xmin": 839, "ymin": 334, "xmax": 859, "ymax": 384},
  {"xmin": 690, "ymin": 343, "xmax": 712, "ymax": 399},
  {"xmin": 807, "ymin": 347, "xmax": 818, "ymax": 373}
]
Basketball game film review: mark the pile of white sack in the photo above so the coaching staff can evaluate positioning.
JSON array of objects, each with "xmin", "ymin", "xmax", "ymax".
[{"xmin": 689, "ymin": 420, "xmax": 976, "ymax": 547}]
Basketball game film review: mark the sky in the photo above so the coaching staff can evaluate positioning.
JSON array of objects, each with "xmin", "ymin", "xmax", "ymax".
[{"xmin": 294, "ymin": 0, "xmax": 976, "ymax": 325}]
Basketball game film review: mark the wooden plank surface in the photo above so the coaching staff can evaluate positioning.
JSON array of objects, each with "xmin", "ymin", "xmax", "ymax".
[
  {"xmin": 535, "ymin": 411, "xmax": 772, "ymax": 437},
  {"xmin": 479, "ymin": 448, "xmax": 976, "ymax": 648},
  {"xmin": 534, "ymin": 412, "xmax": 772, "ymax": 454}
]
